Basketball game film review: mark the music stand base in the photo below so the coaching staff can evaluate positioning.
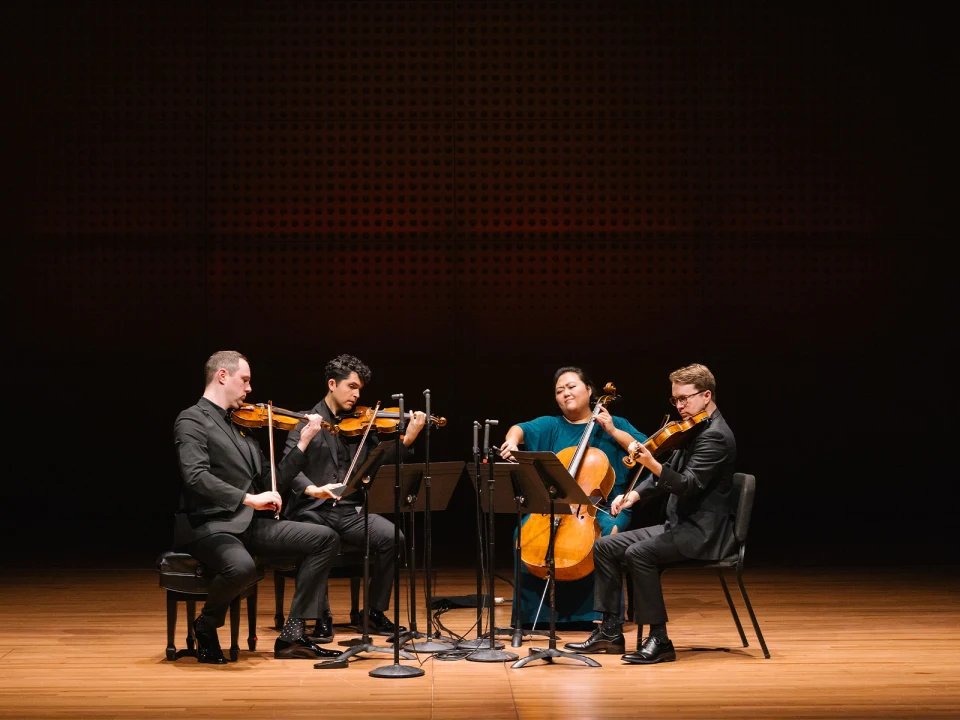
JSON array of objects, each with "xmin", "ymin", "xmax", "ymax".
[
  {"xmin": 511, "ymin": 646, "xmax": 601, "ymax": 668},
  {"xmin": 510, "ymin": 628, "xmax": 553, "ymax": 648},
  {"xmin": 457, "ymin": 637, "xmax": 504, "ymax": 650},
  {"xmin": 314, "ymin": 641, "xmax": 414, "ymax": 668},
  {"xmin": 466, "ymin": 648, "xmax": 519, "ymax": 663},
  {"xmin": 369, "ymin": 663, "xmax": 425, "ymax": 678}
]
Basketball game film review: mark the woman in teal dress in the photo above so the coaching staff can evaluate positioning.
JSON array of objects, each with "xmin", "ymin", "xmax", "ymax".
[{"xmin": 499, "ymin": 367, "xmax": 648, "ymax": 629}]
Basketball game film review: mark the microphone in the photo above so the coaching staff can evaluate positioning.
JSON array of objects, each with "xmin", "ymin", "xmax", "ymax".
[
  {"xmin": 483, "ymin": 419, "xmax": 498, "ymax": 457},
  {"xmin": 392, "ymin": 393, "xmax": 404, "ymax": 432}
]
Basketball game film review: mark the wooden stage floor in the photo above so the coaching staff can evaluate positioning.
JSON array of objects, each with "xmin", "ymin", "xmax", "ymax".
[{"xmin": 1, "ymin": 566, "xmax": 958, "ymax": 719}]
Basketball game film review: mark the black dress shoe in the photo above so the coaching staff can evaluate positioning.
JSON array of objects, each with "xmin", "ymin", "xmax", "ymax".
[
  {"xmin": 367, "ymin": 608, "xmax": 407, "ymax": 637},
  {"xmin": 274, "ymin": 636, "xmax": 342, "ymax": 659},
  {"xmin": 621, "ymin": 636, "xmax": 676, "ymax": 664},
  {"xmin": 193, "ymin": 616, "xmax": 228, "ymax": 665},
  {"xmin": 308, "ymin": 616, "xmax": 334, "ymax": 645},
  {"xmin": 564, "ymin": 626, "xmax": 626, "ymax": 655}
]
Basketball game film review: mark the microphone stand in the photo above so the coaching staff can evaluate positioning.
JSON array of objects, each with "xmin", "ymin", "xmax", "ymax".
[
  {"xmin": 369, "ymin": 393, "xmax": 424, "ymax": 678},
  {"xmin": 458, "ymin": 422, "xmax": 503, "ymax": 651},
  {"xmin": 403, "ymin": 388, "xmax": 456, "ymax": 652},
  {"xmin": 466, "ymin": 420, "xmax": 518, "ymax": 663}
]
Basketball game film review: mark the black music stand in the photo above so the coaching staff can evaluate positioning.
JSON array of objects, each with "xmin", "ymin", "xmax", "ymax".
[
  {"xmin": 314, "ymin": 440, "xmax": 415, "ymax": 669},
  {"xmin": 508, "ymin": 450, "xmax": 601, "ymax": 669},
  {"xmin": 467, "ymin": 460, "xmax": 552, "ymax": 648},
  {"xmin": 379, "ymin": 461, "xmax": 464, "ymax": 652}
]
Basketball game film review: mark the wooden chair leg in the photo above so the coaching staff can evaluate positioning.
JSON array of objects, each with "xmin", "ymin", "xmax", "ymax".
[
  {"xmin": 185, "ymin": 600, "xmax": 197, "ymax": 651},
  {"xmin": 247, "ymin": 586, "xmax": 258, "ymax": 651},
  {"xmin": 229, "ymin": 597, "xmax": 241, "ymax": 662},
  {"xmin": 165, "ymin": 592, "xmax": 178, "ymax": 661}
]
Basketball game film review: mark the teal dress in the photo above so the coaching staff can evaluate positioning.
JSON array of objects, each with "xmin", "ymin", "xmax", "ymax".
[{"xmin": 513, "ymin": 414, "xmax": 647, "ymax": 629}]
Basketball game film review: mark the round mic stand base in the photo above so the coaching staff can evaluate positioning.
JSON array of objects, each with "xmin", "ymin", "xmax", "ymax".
[
  {"xmin": 405, "ymin": 638, "xmax": 456, "ymax": 653},
  {"xmin": 369, "ymin": 662, "xmax": 425, "ymax": 678},
  {"xmin": 457, "ymin": 636, "xmax": 505, "ymax": 650},
  {"xmin": 466, "ymin": 647, "xmax": 519, "ymax": 663}
]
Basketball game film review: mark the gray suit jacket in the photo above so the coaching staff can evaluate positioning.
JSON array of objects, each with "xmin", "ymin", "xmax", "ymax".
[
  {"xmin": 634, "ymin": 409, "xmax": 738, "ymax": 560},
  {"xmin": 172, "ymin": 397, "xmax": 307, "ymax": 547}
]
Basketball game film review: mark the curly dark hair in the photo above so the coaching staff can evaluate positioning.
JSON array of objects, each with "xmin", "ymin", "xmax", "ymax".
[{"xmin": 325, "ymin": 354, "xmax": 372, "ymax": 386}]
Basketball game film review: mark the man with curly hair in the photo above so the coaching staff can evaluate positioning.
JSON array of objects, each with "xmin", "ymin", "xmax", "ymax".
[{"xmin": 281, "ymin": 354, "xmax": 426, "ymax": 643}]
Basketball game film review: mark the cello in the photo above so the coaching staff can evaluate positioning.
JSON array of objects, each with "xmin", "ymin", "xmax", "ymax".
[{"xmin": 519, "ymin": 383, "xmax": 620, "ymax": 582}]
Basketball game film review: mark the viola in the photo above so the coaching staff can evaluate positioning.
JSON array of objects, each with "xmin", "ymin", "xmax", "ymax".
[
  {"xmin": 520, "ymin": 382, "xmax": 619, "ymax": 582},
  {"xmin": 232, "ymin": 403, "xmax": 339, "ymax": 435},
  {"xmin": 621, "ymin": 410, "xmax": 709, "ymax": 468},
  {"xmin": 337, "ymin": 405, "xmax": 446, "ymax": 436}
]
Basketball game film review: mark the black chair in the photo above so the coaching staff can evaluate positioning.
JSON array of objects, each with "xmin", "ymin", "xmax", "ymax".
[
  {"xmin": 659, "ymin": 472, "xmax": 770, "ymax": 658},
  {"xmin": 271, "ymin": 546, "xmax": 371, "ymax": 630},
  {"xmin": 156, "ymin": 551, "xmax": 261, "ymax": 661}
]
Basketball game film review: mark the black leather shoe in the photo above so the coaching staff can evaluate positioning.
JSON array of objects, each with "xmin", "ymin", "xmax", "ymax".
[
  {"xmin": 193, "ymin": 616, "xmax": 228, "ymax": 665},
  {"xmin": 274, "ymin": 636, "xmax": 342, "ymax": 659},
  {"xmin": 308, "ymin": 616, "xmax": 334, "ymax": 645},
  {"xmin": 368, "ymin": 608, "xmax": 407, "ymax": 637},
  {"xmin": 564, "ymin": 626, "xmax": 626, "ymax": 654},
  {"xmin": 622, "ymin": 636, "xmax": 676, "ymax": 664}
]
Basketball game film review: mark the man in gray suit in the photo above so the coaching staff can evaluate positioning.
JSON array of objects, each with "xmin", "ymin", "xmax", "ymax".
[
  {"xmin": 173, "ymin": 350, "xmax": 343, "ymax": 663},
  {"xmin": 565, "ymin": 363, "xmax": 738, "ymax": 664}
]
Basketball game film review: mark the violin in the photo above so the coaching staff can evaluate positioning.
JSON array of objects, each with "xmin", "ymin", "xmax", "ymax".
[
  {"xmin": 228, "ymin": 401, "xmax": 336, "ymax": 520},
  {"xmin": 232, "ymin": 403, "xmax": 339, "ymax": 435},
  {"xmin": 622, "ymin": 410, "xmax": 709, "ymax": 468},
  {"xmin": 337, "ymin": 405, "xmax": 447, "ymax": 436},
  {"xmin": 520, "ymin": 382, "xmax": 619, "ymax": 582}
]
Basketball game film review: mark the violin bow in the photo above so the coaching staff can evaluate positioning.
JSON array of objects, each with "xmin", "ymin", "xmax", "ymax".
[
  {"xmin": 267, "ymin": 401, "xmax": 279, "ymax": 519},
  {"xmin": 334, "ymin": 400, "xmax": 381, "ymax": 507}
]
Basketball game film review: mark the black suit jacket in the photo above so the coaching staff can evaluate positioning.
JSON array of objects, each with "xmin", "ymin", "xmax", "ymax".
[
  {"xmin": 634, "ymin": 409, "xmax": 738, "ymax": 560},
  {"xmin": 172, "ymin": 397, "xmax": 307, "ymax": 547},
  {"xmin": 281, "ymin": 400, "xmax": 409, "ymax": 520}
]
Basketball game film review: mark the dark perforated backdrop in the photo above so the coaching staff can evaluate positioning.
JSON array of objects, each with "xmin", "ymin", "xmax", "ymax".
[{"xmin": 5, "ymin": 2, "xmax": 942, "ymax": 567}]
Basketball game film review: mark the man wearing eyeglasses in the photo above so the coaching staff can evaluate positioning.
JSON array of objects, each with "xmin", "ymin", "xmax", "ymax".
[{"xmin": 565, "ymin": 363, "xmax": 737, "ymax": 664}]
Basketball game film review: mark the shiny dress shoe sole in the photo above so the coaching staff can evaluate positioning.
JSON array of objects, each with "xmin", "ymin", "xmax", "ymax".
[
  {"xmin": 564, "ymin": 636, "xmax": 626, "ymax": 655},
  {"xmin": 621, "ymin": 649, "xmax": 677, "ymax": 664},
  {"xmin": 274, "ymin": 638, "xmax": 344, "ymax": 660},
  {"xmin": 622, "ymin": 639, "xmax": 677, "ymax": 664},
  {"xmin": 275, "ymin": 644, "xmax": 343, "ymax": 659}
]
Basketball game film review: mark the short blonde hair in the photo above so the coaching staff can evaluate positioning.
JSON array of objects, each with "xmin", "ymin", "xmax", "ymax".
[{"xmin": 669, "ymin": 363, "xmax": 716, "ymax": 396}]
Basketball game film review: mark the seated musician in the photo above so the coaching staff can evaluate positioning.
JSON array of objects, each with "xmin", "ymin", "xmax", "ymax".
[
  {"xmin": 498, "ymin": 366, "xmax": 647, "ymax": 629},
  {"xmin": 173, "ymin": 351, "xmax": 343, "ymax": 663},
  {"xmin": 280, "ymin": 353, "xmax": 426, "ymax": 643},
  {"xmin": 565, "ymin": 363, "xmax": 737, "ymax": 663}
]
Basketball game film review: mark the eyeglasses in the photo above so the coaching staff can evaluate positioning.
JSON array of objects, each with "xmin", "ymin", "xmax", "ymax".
[{"xmin": 669, "ymin": 390, "xmax": 706, "ymax": 407}]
